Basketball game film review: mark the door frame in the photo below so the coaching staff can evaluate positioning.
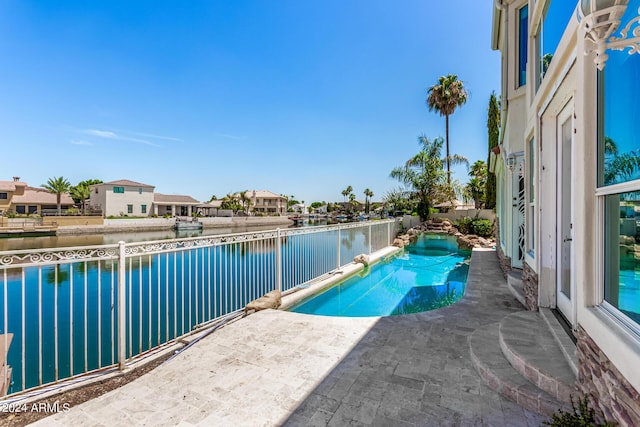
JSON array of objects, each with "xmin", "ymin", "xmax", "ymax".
[
  {"xmin": 556, "ymin": 100, "xmax": 576, "ymax": 326},
  {"xmin": 511, "ymin": 157, "xmax": 526, "ymax": 269}
]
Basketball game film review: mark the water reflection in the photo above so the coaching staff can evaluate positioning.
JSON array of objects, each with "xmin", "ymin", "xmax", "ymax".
[{"xmin": 0, "ymin": 224, "xmax": 289, "ymax": 252}]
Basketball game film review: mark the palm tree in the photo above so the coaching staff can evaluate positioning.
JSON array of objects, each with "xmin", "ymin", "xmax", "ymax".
[
  {"xmin": 427, "ymin": 74, "xmax": 469, "ymax": 184},
  {"xmin": 70, "ymin": 179, "xmax": 102, "ymax": 214},
  {"xmin": 467, "ymin": 160, "xmax": 488, "ymax": 209},
  {"xmin": 238, "ymin": 190, "xmax": 251, "ymax": 214},
  {"xmin": 348, "ymin": 193, "xmax": 357, "ymax": 213},
  {"xmin": 70, "ymin": 185, "xmax": 90, "ymax": 214},
  {"xmin": 221, "ymin": 193, "xmax": 242, "ymax": 213},
  {"xmin": 341, "ymin": 186, "xmax": 353, "ymax": 203},
  {"xmin": 42, "ymin": 176, "xmax": 72, "ymax": 216},
  {"xmin": 390, "ymin": 136, "xmax": 468, "ymax": 220},
  {"xmin": 363, "ymin": 188, "xmax": 374, "ymax": 214},
  {"xmin": 469, "ymin": 160, "xmax": 486, "ymax": 179}
]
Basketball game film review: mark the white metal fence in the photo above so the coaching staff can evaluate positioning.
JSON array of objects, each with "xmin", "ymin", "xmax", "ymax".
[{"xmin": 0, "ymin": 219, "xmax": 398, "ymax": 398}]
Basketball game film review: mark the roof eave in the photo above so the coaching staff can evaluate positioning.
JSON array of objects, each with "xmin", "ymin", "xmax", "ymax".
[{"xmin": 491, "ymin": 2, "xmax": 503, "ymax": 51}]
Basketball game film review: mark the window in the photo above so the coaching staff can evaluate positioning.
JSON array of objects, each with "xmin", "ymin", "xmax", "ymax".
[
  {"xmin": 518, "ymin": 5, "xmax": 529, "ymax": 87},
  {"xmin": 536, "ymin": 1, "xmax": 576, "ymax": 87},
  {"xmin": 15, "ymin": 205, "xmax": 25, "ymax": 214},
  {"xmin": 113, "ymin": 187, "xmax": 125, "ymax": 194},
  {"xmin": 0, "ymin": 193, "xmax": 7, "ymax": 200},
  {"xmin": 527, "ymin": 137, "xmax": 536, "ymax": 255},
  {"xmin": 141, "ymin": 204, "xmax": 147, "ymax": 214},
  {"xmin": 127, "ymin": 204, "xmax": 133, "ymax": 214},
  {"xmin": 603, "ymin": 192, "xmax": 640, "ymax": 325},
  {"xmin": 598, "ymin": 11, "xmax": 640, "ymax": 329},
  {"xmin": 28, "ymin": 205, "xmax": 37, "ymax": 214}
]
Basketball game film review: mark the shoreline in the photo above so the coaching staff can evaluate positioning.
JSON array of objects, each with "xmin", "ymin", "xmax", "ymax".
[{"xmin": 56, "ymin": 216, "xmax": 294, "ymax": 236}]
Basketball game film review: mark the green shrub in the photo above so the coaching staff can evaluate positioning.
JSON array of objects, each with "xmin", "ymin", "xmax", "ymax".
[
  {"xmin": 65, "ymin": 207, "xmax": 80, "ymax": 215},
  {"xmin": 544, "ymin": 395, "xmax": 617, "ymax": 426},
  {"xmin": 471, "ymin": 219, "xmax": 493, "ymax": 237},
  {"xmin": 455, "ymin": 217, "xmax": 473, "ymax": 234}
]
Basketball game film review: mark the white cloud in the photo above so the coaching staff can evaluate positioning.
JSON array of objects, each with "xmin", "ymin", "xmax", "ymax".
[
  {"xmin": 215, "ymin": 133, "xmax": 247, "ymax": 141},
  {"xmin": 84, "ymin": 129, "xmax": 118, "ymax": 139},
  {"xmin": 70, "ymin": 139, "xmax": 92, "ymax": 146},
  {"xmin": 128, "ymin": 131, "xmax": 182, "ymax": 142},
  {"xmin": 79, "ymin": 128, "xmax": 160, "ymax": 147}
]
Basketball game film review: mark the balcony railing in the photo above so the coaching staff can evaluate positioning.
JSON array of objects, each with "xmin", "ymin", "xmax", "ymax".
[{"xmin": 0, "ymin": 219, "xmax": 399, "ymax": 399}]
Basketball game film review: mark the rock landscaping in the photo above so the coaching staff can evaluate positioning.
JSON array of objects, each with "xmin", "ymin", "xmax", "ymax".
[{"xmin": 392, "ymin": 217, "xmax": 496, "ymax": 250}]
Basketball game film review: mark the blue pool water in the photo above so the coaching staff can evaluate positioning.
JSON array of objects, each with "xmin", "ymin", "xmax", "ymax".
[{"xmin": 290, "ymin": 234, "xmax": 471, "ymax": 317}]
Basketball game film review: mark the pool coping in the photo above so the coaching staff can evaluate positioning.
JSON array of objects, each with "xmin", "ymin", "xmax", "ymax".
[{"xmin": 279, "ymin": 245, "xmax": 403, "ymax": 311}]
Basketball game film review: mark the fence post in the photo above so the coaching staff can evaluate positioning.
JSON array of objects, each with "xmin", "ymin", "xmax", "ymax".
[
  {"xmin": 117, "ymin": 241, "xmax": 127, "ymax": 371},
  {"xmin": 337, "ymin": 227, "xmax": 341, "ymax": 270},
  {"xmin": 368, "ymin": 223, "xmax": 372, "ymax": 254},
  {"xmin": 276, "ymin": 229, "xmax": 282, "ymax": 293}
]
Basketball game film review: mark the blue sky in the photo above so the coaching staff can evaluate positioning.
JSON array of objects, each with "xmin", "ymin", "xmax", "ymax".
[{"xmin": 0, "ymin": 0, "xmax": 500, "ymax": 204}]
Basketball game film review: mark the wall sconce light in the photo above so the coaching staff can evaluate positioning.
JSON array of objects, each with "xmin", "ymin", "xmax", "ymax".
[
  {"xmin": 506, "ymin": 155, "xmax": 517, "ymax": 171},
  {"xmin": 578, "ymin": 0, "xmax": 640, "ymax": 70}
]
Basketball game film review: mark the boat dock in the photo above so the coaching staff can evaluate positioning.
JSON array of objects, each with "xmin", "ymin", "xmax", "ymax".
[
  {"xmin": 0, "ymin": 227, "xmax": 57, "ymax": 238},
  {"xmin": 0, "ymin": 218, "xmax": 58, "ymax": 238}
]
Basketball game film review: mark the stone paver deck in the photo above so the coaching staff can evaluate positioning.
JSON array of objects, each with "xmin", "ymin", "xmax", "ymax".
[{"xmin": 33, "ymin": 249, "xmax": 547, "ymax": 426}]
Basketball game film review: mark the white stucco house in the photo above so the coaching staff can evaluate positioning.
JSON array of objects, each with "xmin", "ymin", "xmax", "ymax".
[
  {"xmin": 89, "ymin": 179, "xmax": 155, "ymax": 217},
  {"xmin": 492, "ymin": 0, "xmax": 640, "ymax": 424}
]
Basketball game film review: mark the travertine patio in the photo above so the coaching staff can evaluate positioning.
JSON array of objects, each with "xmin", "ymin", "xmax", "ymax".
[{"xmin": 33, "ymin": 249, "xmax": 547, "ymax": 426}]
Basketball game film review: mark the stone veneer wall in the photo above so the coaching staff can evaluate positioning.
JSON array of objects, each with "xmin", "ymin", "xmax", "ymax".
[
  {"xmin": 522, "ymin": 261, "xmax": 538, "ymax": 311},
  {"xmin": 494, "ymin": 217, "xmax": 511, "ymax": 278},
  {"xmin": 577, "ymin": 327, "xmax": 640, "ymax": 427}
]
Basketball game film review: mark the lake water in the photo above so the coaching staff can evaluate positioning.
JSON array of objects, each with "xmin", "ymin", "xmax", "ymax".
[
  {"xmin": 0, "ymin": 219, "xmax": 341, "ymax": 252},
  {"xmin": 0, "ymin": 218, "xmax": 381, "ymax": 395},
  {"xmin": 0, "ymin": 225, "xmax": 284, "ymax": 252}
]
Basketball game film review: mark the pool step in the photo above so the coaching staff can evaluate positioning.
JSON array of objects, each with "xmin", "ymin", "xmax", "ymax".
[
  {"xmin": 469, "ymin": 323, "xmax": 569, "ymax": 416},
  {"xmin": 499, "ymin": 311, "xmax": 576, "ymax": 402},
  {"xmin": 469, "ymin": 309, "xmax": 578, "ymax": 416},
  {"xmin": 506, "ymin": 270, "xmax": 526, "ymax": 308}
]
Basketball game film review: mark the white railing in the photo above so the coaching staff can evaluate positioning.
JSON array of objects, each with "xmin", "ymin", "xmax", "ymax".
[{"xmin": 0, "ymin": 219, "xmax": 399, "ymax": 398}]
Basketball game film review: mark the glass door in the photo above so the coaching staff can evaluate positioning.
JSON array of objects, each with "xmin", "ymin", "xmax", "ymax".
[{"xmin": 556, "ymin": 102, "xmax": 574, "ymax": 325}]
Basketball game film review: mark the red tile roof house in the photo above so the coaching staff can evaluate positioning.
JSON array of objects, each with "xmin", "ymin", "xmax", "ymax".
[
  {"xmin": 0, "ymin": 178, "xmax": 27, "ymax": 216},
  {"xmin": 0, "ymin": 177, "xmax": 74, "ymax": 217}
]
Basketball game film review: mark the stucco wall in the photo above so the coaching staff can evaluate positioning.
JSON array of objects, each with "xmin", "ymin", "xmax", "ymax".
[
  {"xmin": 49, "ymin": 216, "xmax": 104, "ymax": 227},
  {"xmin": 91, "ymin": 184, "xmax": 154, "ymax": 217}
]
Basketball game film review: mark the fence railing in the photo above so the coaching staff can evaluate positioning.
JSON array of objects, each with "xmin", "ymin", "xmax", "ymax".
[{"xmin": 0, "ymin": 219, "xmax": 398, "ymax": 398}]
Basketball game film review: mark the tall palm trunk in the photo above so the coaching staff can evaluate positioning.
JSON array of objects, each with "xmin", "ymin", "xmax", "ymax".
[
  {"xmin": 445, "ymin": 114, "xmax": 450, "ymax": 185},
  {"xmin": 57, "ymin": 194, "xmax": 62, "ymax": 216}
]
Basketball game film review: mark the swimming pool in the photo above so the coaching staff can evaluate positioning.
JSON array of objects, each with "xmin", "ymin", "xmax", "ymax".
[{"xmin": 289, "ymin": 234, "xmax": 471, "ymax": 317}]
